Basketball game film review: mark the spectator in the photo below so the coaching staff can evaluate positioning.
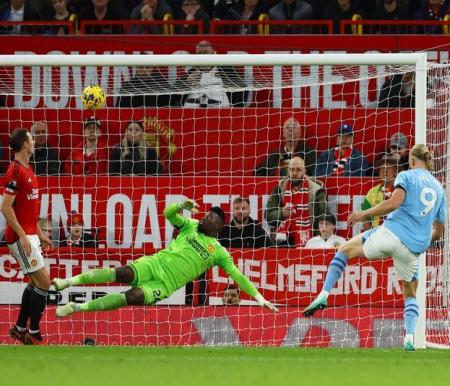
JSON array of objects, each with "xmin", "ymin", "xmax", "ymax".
[
  {"xmin": 30, "ymin": 121, "xmax": 61, "ymax": 175},
  {"xmin": 361, "ymin": 156, "xmax": 399, "ymax": 230},
  {"xmin": 415, "ymin": 0, "xmax": 450, "ymax": 34},
  {"xmin": 269, "ymin": 0, "xmax": 313, "ymax": 33},
  {"xmin": 266, "ymin": 156, "xmax": 328, "ymax": 247},
  {"xmin": 378, "ymin": 132, "xmax": 409, "ymax": 172},
  {"xmin": 378, "ymin": 72, "xmax": 415, "ymax": 108},
  {"xmin": 109, "ymin": 121, "xmax": 163, "ymax": 176},
  {"xmin": 174, "ymin": 40, "xmax": 247, "ymax": 107},
  {"xmin": 44, "ymin": 0, "xmax": 70, "ymax": 34},
  {"xmin": 315, "ymin": 123, "xmax": 369, "ymax": 177},
  {"xmin": 175, "ymin": 0, "xmax": 210, "ymax": 33},
  {"xmin": 255, "ymin": 117, "xmax": 316, "ymax": 177},
  {"xmin": 214, "ymin": 0, "xmax": 240, "ymax": 19},
  {"xmin": 218, "ymin": 197, "xmax": 272, "ymax": 248},
  {"xmin": 321, "ymin": 0, "xmax": 364, "ymax": 34},
  {"xmin": 79, "ymin": 0, "xmax": 129, "ymax": 34},
  {"xmin": 223, "ymin": 0, "xmax": 269, "ymax": 34},
  {"xmin": 65, "ymin": 116, "xmax": 109, "ymax": 175},
  {"xmin": 129, "ymin": 0, "xmax": 172, "ymax": 34},
  {"xmin": 304, "ymin": 213, "xmax": 346, "ymax": 249},
  {"xmin": 37, "ymin": 216, "xmax": 52, "ymax": 243},
  {"xmin": 222, "ymin": 284, "xmax": 240, "ymax": 305},
  {"xmin": 369, "ymin": 0, "xmax": 411, "ymax": 33},
  {"xmin": 0, "ymin": 0, "xmax": 40, "ymax": 34},
  {"xmin": 116, "ymin": 66, "xmax": 173, "ymax": 108},
  {"xmin": 60, "ymin": 211, "xmax": 97, "ymax": 248}
]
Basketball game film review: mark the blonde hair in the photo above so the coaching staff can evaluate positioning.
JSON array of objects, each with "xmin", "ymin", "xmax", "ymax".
[
  {"xmin": 121, "ymin": 121, "xmax": 147, "ymax": 161},
  {"xmin": 411, "ymin": 144, "xmax": 433, "ymax": 171}
]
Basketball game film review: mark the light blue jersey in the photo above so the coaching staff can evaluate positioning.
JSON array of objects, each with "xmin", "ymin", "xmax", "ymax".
[{"xmin": 384, "ymin": 168, "xmax": 447, "ymax": 254}]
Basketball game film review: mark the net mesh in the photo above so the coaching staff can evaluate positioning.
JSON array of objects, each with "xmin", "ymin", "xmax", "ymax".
[{"xmin": 0, "ymin": 58, "xmax": 448, "ymax": 347}]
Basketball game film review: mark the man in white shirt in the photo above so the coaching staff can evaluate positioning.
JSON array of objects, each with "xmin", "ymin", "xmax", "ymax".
[{"xmin": 304, "ymin": 214, "xmax": 346, "ymax": 249}]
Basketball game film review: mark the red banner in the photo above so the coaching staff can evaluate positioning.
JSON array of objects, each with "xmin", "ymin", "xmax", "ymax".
[
  {"xmin": 0, "ymin": 108, "xmax": 414, "ymax": 173},
  {"xmin": 0, "ymin": 35, "xmax": 449, "ymax": 108}
]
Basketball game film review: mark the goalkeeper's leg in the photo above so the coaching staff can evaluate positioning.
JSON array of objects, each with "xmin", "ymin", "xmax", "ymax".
[
  {"xmin": 56, "ymin": 288, "xmax": 145, "ymax": 317},
  {"xmin": 53, "ymin": 266, "xmax": 135, "ymax": 290}
]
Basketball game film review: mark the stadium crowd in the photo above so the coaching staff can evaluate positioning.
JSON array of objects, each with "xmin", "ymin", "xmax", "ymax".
[{"xmin": 0, "ymin": 0, "xmax": 449, "ymax": 34}]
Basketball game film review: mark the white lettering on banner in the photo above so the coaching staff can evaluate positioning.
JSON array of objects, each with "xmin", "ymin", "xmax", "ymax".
[
  {"xmin": 260, "ymin": 261, "xmax": 276, "ymax": 291},
  {"xmin": 106, "ymin": 193, "xmax": 133, "ymax": 248},
  {"xmin": 387, "ymin": 267, "xmax": 402, "ymax": 295},
  {"xmin": 10, "ymin": 49, "xmax": 447, "ymax": 108},
  {"xmin": 135, "ymin": 195, "xmax": 161, "ymax": 249}
]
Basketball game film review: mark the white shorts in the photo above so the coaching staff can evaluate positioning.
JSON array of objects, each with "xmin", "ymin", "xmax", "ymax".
[
  {"xmin": 7, "ymin": 234, "xmax": 45, "ymax": 275},
  {"xmin": 362, "ymin": 226, "xmax": 419, "ymax": 282}
]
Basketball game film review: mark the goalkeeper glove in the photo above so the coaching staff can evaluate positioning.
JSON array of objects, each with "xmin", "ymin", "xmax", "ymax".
[
  {"xmin": 180, "ymin": 199, "xmax": 199, "ymax": 214},
  {"xmin": 255, "ymin": 294, "xmax": 279, "ymax": 313}
]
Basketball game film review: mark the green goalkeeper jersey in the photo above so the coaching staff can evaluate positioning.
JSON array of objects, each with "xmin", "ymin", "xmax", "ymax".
[{"xmin": 146, "ymin": 203, "xmax": 259, "ymax": 298}]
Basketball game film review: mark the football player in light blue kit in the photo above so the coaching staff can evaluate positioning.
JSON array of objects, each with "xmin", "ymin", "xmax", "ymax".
[{"xmin": 303, "ymin": 144, "xmax": 446, "ymax": 351}]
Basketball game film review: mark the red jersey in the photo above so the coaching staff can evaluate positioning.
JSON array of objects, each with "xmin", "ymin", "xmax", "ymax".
[
  {"xmin": 2, "ymin": 161, "xmax": 39, "ymax": 244},
  {"xmin": 64, "ymin": 140, "xmax": 109, "ymax": 175}
]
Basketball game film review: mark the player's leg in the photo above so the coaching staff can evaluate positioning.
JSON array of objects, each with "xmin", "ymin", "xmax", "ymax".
[
  {"xmin": 303, "ymin": 232, "xmax": 365, "ymax": 316},
  {"xmin": 402, "ymin": 279, "xmax": 419, "ymax": 352},
  {"xmin": 53, "ymin": 265, "xmax": 135, "ymax": 290}
]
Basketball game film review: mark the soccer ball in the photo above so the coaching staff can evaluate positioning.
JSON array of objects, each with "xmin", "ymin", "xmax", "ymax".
[{"xmin": 81, "ymin": 85, "xmax": 106, "ymax": 110}]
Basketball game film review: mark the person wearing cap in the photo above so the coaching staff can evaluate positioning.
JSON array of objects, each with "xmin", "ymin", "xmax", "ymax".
[
  {"xmin": 255, "ymin": 117, "xmax": 316, "ymax": 177},
  {"xmin": 361, "ymin": 156, "xmax": 399, "ymax": 231},
  {"xmin": 315, "ymin": 123, "xmax": 369, "ymax": 177},
  {"xmin": 64, "ymin": 116, "xmax": 109, "ymax": 175},
  {"xmin": 59, "ymin": 211, "xmax": 97, "ymax": 248},
  {"xmin": 304, "ymin": 214, "xmax": 346, "ymax": 249},
  {"xmin": 381, "ymin": 132, "xmax": 409, "ymax": 172}
]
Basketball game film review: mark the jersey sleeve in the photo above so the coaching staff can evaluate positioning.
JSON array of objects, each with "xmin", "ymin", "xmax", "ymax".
[
  {"xmin": 394, "ymin": 171, "xmax": 408, "ymax": 191},
  {"xmin": 163, "ymin": 203, "xmax": 198, "ymax": 231},
  {"xmin": 216, "ymin": 246, "xmax": 259, "ymax": 298},
  {"xmin": 435, "ymin": 194, "xmax": 447, "ymax": 223},
  {"xmin": 2, "ymin": 164, "xmax": 19, "ymax": 196}
]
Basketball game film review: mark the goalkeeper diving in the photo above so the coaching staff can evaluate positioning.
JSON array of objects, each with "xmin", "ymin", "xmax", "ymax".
[{"xmin": 55, "ymin": 200, "xmax": 278, "ymax": 317}]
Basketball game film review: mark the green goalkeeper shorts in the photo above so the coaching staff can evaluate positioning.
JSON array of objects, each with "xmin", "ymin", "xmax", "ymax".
[{"xmin": 128, "ymin": 256, "xmax": 171, "ymax": 305}]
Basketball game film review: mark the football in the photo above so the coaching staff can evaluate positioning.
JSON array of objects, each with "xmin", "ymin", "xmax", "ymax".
[{"xmin": 81, "ymin": 85, "xmax": 106, "ymax": 110}]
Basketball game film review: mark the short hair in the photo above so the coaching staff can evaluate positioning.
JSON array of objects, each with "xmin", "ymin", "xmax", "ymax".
[
  {"xmin": 233, "ymin": 197, "xmax": 250, "ymax": 206},
  {"xmin": 9, "ymin": 128, "xmax": 30, "ymax": 153},
  {"xmin": 225, "ymin": 284, "xmax": 240, "ymax": 294},
  {"xmin": 210, "ymin": 206, "xmax": 225, "ymax": 223}
]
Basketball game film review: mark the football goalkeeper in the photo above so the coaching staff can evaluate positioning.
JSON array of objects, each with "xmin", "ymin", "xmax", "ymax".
[{"xmin": 54, "ymin": 200, "xmax": 278, "ymax": 317}]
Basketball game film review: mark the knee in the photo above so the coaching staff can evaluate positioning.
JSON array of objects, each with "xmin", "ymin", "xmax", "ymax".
[
  {"xmin": 125, "ymin": 288, "xmax": 145, "ymax": 305},
  {"xmin": 115, "ymin": 266, "xmax": 135, "ymax": 283}
]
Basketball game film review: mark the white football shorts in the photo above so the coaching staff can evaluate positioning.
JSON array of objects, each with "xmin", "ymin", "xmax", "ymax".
[
  {"xmin": 362, "ymin": 226, "xmax": 419, "ymax": 282},
  {"xmin": 7, "ymin": 234, "xmax": 45, "ymax": 274}
]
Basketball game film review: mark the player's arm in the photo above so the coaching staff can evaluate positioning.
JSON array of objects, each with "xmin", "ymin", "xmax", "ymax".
[
  {"xmin": 431, "ymin": 195, "xmax": 447, "ymax": 243},
  {"xmin": 163, "ymin": 199, "xmax": 199, "ymax": 228},
  {"xmin": 431, "ymin": 222, "xmax": 445, "ymax": 243},
  {"xmin": 218, "ymin": 249, "xmax": 278, "ymax": 312},
  {"xmin": 348, "ymin": 188, "xmax": 405, "ymax": 226},
  {"xmin": 0, "ymin": 194, "xmax": 32, "ymax": 256}
]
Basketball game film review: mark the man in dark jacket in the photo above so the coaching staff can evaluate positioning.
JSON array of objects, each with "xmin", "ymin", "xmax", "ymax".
[
  {"xmin": 255, "ymin": 117, "xmax": 316, "ymax": 177},
  {"xmin": 30, "ymin": 121, "xmax": 60, "ymax": 175},
  {"xmin": 0, "ymin": 0, "xmax": 40, "ymax": 34},
  {"xmin": 219, "ymin": 197, "xmax": 272, "ymax": 248}
]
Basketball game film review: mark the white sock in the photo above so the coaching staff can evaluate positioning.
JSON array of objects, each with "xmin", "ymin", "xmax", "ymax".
[
  {"xmin": 404, "ymin": 333, "xmax": 414, "ymax": 344},
  {"xmin": 319, "ymin": 290, "xmax": 329, "ymax": 299}
]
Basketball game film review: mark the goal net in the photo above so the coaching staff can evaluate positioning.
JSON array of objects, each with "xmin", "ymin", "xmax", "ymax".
[{"xmin": 0, "ymin": 53, "xmax": 448, "ymax": 348}]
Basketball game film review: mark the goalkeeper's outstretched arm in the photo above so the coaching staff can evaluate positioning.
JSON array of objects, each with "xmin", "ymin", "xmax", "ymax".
[
  {"xmin": 219, "ymin": 252, "xmax": 279, "ymax": 313},
  {"xmin": 163, "ymin": 199, "xmax": 200, "ymax": 227}
]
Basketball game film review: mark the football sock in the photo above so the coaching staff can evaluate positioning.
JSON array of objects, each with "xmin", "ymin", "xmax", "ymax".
[
  {"xmin": 79, "ymin": 293, "xmax": 127, "ymax": 312},
  {"xmin": 29, "ymin": 286, "xmax": 48, "ymax": 332},
  {"xmin": 404, "ymin": 297, "xmax": 419, "ymax": 337},
  {"xmin": 323, "ymin": 251, "xmax": 349, "ymax": 293},
  {"xmin": 16, "ymin": 284, "xmax": 34, "ymax": 329},
  {"xmin": 69, "ymin": 268, "xmax": 116, "ymax": 286}
]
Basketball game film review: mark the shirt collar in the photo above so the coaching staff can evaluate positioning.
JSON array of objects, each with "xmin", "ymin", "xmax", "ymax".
[{"xmin": 11, "ymin": 6, "xmax": 25, "ymax": 15}]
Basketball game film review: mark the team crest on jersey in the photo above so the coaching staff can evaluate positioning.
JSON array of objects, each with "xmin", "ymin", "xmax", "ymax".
[
  {"xmin": 31, "ymin": 260, "xmax": 37, "ymax": 266},
  {"xmin": 208, "ymin": 245, "xmax": 215, "ymax": 253}
]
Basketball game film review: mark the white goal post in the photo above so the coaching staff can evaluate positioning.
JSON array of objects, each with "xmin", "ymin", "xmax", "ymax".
[{"xmin": 1, "ymin": 52, "xmax": 447, "ymax": 349}]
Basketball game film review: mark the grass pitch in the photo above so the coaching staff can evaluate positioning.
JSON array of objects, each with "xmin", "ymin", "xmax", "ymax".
[{"xmin": 0, "ymin": 346, "xmax": 449, "ymax": 386}]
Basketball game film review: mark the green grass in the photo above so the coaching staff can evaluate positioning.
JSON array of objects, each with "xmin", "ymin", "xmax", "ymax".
[{"xmin": 1, "ymin": 346, "xmax": 449, "ymax": 386}]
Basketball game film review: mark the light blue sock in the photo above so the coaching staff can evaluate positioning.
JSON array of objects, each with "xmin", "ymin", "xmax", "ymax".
[
  {"xmin": 323, "ymin": 251, "xmax": 349, "ymax": 292},
  {"xmin": 404, "ymin": 297, "xmax": 419, "ymax": 334}
]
